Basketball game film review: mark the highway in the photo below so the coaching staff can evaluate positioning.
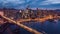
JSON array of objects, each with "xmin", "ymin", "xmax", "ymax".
[{"xmin": 17, "ymin": 15, "xmax": 54, "ymax": 23}]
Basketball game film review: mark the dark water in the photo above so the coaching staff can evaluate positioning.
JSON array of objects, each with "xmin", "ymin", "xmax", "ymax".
[
  {"xmin": 1, "ymin": 20, "xmax": 60, "ymax": 34},
  {"xmin": 22, "ymin": 21, "xmax": 60, "ymax": 34}
]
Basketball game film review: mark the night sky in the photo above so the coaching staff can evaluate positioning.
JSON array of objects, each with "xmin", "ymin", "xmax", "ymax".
[{"xmin": 0, "ymin": 0, "xmax": 60, "ymax": 9}]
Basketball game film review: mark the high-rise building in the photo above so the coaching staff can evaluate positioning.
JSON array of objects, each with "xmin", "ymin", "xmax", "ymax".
[{"xmin": 22, "ymin": 5, "xmax": 31, "ymax": 19}]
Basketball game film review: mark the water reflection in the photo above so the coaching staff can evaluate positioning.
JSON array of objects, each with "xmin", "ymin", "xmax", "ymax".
[
  {"xmin": 1, "ymin": 20, "xmax": 60, "ymax": 34},
  {"xmin": 22, "ymin": 20, "xmax": 60, "ymax": 34}
]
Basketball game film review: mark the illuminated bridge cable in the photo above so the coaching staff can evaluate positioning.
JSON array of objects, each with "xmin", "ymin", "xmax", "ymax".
[{"xmin": 1, "ymin": 15, "xmax": 42, "ymax": 34}]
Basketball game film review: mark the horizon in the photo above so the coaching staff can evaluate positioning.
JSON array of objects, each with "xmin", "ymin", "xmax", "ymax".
[{"xmin": 0, "ymin": 7, "xmax": 60, "ymax": 10}]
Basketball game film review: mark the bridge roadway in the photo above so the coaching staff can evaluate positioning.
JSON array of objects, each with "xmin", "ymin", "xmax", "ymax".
[{"xmin": 0, "ymin": 15, "xmax": 42, "ymax": 34}]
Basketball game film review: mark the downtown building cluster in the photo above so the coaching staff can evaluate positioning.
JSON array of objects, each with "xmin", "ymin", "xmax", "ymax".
[{"xmin": 0, "ymin": 7, "xmax": 60, "ymax": 21}]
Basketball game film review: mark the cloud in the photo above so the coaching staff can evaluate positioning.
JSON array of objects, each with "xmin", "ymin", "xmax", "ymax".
[
  {"xmin": 0, "ymin": 0, "xmax": 26, "ymax": 5},
  {"xmin": 40, "ymin": 0, "xmax": 60, "ymax": 5},
  {"xmin": 0, "ymin": 0, "xmax": 27, "ymax": 8},
  {"xmin": 0, "ymin": 0, "xmax": 60, "ymax": 9}
]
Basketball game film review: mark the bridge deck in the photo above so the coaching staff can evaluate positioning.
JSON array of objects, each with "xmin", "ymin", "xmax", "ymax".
[{"xmin": 0, "ymin": 15, "xmax": 42, "ymax": 34}]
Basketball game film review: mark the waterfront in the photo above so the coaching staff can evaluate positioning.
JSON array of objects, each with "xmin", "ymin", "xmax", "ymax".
[{"xmin": 1, "ymin": 20, "xmax": 60, "ymax": 34}]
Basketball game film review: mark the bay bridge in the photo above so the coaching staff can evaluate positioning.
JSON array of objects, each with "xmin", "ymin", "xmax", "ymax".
[{"xmin": 0, "ymin": 14, "xmax": 60, "ymax": 34}]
